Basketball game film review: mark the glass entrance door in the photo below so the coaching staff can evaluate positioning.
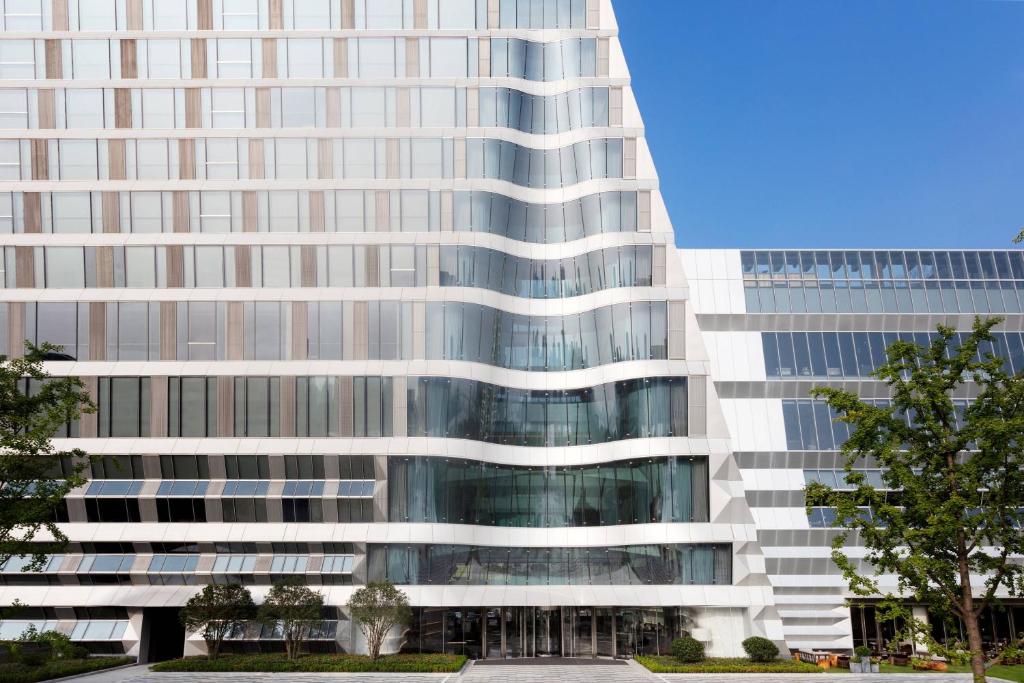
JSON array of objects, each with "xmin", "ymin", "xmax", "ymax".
[
  {"xmin": 563, "ymin": 607, "xmax": 595, "ymax": 658},
  {"xmin": 485, "ymin": 609, "xmax": 503, "ymax": 658},
  {"xmin": 532, "ymin": 607, "xmax": 562, "ymax": 656}
]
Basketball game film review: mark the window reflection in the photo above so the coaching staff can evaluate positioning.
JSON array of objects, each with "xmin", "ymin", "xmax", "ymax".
[
  {"xmin": 408, "ymin": 377, "xmax": 688, "ymax": 446},
  {"xmin": 372, "ymin": 544, "xmax": 731, "ymax": 586},
  {"xmin": 426, "ymin": 301, "xmax": 666, "ymax": 370},
  {"xmin": 389, "ymin": 456, "xmax": 709, "ymax": 527}
]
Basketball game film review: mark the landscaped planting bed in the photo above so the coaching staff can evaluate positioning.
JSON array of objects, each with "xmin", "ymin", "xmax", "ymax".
[
  {"xmin": 0, "ymin": 656, "xmax": 135, "ymax": 682},
  {"xmin": 636, "ymin": 655, "xmax": 825, "ymax": 674},
  {"xmin": 150, "ymin": 653, "xmax": 467, "ymax": 673}
]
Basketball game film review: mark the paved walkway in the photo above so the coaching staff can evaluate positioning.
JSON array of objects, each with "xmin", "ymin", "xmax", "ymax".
[
  {"xmin": 59, "ymin": 665, "xmax": 454, "ymax": 683},
  {"xmin": 61, "ymin": 662, "xmax": 1006, "ymax": 683}
]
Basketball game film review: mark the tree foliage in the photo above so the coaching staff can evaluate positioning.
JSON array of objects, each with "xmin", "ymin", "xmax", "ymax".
[
  {"xmin": 179, "ymin": 584, "xmax": 256, "ymax": 660},
  {"xmin": 809, "ymin": 317, "xmax": 1024, "ymax": 683},
  {"xmin": 257, "ymin": 579, "xmax": 324, "ymax": 660},
  {"xmin": 0, "ymin": 343, "xmax": 94, "ymax": 569},
  {"xmin": 346, "ymin": 582, "xmax": 411, "ymax": 661}
]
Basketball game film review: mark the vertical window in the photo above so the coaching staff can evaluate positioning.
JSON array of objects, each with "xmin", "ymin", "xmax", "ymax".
[
  {"xmin": 2, "ymin": 0, "xmax": 43, "ymax": 30},
  {"xmin": 233, "ymin": 377, "xmax": 280, "ymax": 437},
  {"xmin": 205, "ymin": 139, "xmax": 239, "ymax": 180},
  {"xmin": 114, "ymin": 303, "xmax": 152, "ymax": 360},
  {"xmin": 210, "ymin": 89, "xmax": 246, "ymax": 128},
  {"xmin": 168, "ymin": 378, "xmax": 217, "ymax": 437},
  {"xmin": 216, "ymin": 39, "xmax": 254, "ymax": 78},
  {"xmin": 181, "ymin": 302, "xmax": 220, "ymax": 360},
  {"xmin": 98, "ymin": 377, "xmax": 150, "ymax": 438},
  {"xmin": 136, "ymin": 140, "xmax": 170, "ymax": 180},
  {"xmin": 149, "ymin": 0, "xmax": 187, "ymax": 30},
  {"xmin": 0, "ymin": 89, "xmax": 29, "ymax": 128},
  {"xmin": 0, "ymin": 40, "xmax": 36, "ymax": 79},
  {"xmin": 419, "ymin": 88, "xmax": 457, "ymax": 128},
  {"xmin": 273, "ymin": 140, "xmax": 307, "ymax": 180},
  {"xmin": 350, "ymin": 88, "xmax": 387, "ymax": 128},
  {"xmin": 75, "ymin": 0, "xmax": 116, "ymax": 30},
  {"xmin": 360, "ymin": 0, "xmax": 404, "ymax": 29},
  {"xmin": 281, "ymin": 88, "xmax": 316, "ymax": 128},
  {"xmin": 0, "ymin": 140, "xmax": 20, "ymax": 180},
  {"xmin": 64, "ymin": 90, "xmax": 105, "ymax": 129},
  {"xmin": 220, "ymin": 0, "xmax": 259, "ymax": 29},
  {"xmin": 58, "ymin": 140, "xmax": 99, "ymax": 181},
  {"xmin": 291, "ymin": 0, "xmax": 331, "ymax": 29},
  {"xmin": 437, "ymin": 0, "xmax": 477, "ymax": 28},
  {"xmin": 123, "ymin": 246, "xmax": 155, "ymax": 286},
  {"xmin": 45, "ymin": 247, "xmax": 86, "ymax": 287},
  {"xmin": 51, "ymin": 193, "xmax": 93, "ymax": 234},
  {"xmin": 141, "ymin": 90, "xmax": 176, "ymax": 129},
  {"xmin": 130, "ymin": 192, "xmax": 165, "ymax": 234},
  {"xmin": 286, "ymin": 39, "xmax": 324, "ymax": 78},
  {"xmin": 34, "ymin": 303, "xmax": 80, "ymax": 360},
  {"xmin": 356, "ymin": 39, "xmax": 397, "ymax": 78},
  {"xmin": 72, "ymin": 40, "xmax": 111, "ymax": 79}
]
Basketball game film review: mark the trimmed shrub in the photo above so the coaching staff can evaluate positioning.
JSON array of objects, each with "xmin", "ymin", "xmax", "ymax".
[
  {"xmin": 150, "ymin": 653, "xmax": 466, "ymax": 673},
  {"xmin": 636, "ymin": 655, "xmax": 821, "ymax": 674},
  {"xmin": 670, "ymin": 636, "xmax": 705, "ymax": 663},
  {"xmin": 0, "ymin": 656, "xmax": 134, "ymax": 683},
  {"xmin": 742, "ymin": 636, "xmax": 779, "ymax": 662}
]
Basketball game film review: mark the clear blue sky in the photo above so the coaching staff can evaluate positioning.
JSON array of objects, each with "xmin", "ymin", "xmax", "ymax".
[{"xmin": 616, "ymin": 0, "xmax": 1024, "ymax": 249}]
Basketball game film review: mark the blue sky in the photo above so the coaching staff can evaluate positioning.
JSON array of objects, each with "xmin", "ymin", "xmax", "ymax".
[{"xmin": 616, "ymin": 0, "xmax": 1024, "ymax": 249}]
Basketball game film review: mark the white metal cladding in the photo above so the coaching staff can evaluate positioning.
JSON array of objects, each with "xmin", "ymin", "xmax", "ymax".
[
  {"xmin": 683, "ymin": 247, "xmax": 1024, "ymax": 651},
  {"xmin": 0, "ymin": 0, "xmax": 784, "ymax": 655}
]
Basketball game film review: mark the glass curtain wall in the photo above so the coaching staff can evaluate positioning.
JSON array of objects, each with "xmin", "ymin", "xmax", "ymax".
[{"xmin": 388, "ymin": 456, "xmax": 709, "ymax": 526}]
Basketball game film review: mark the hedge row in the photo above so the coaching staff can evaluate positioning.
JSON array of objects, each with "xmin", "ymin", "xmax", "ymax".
[
  {"xmin": 0, "ymin": 656, "xmax": 135, "ymax": 683},
  {"xmin": 636, "ymin": 655, "xmax": 823, "ymax": 674},
  {"xmin": 150, "ymin": 653, "xmax": 467, "ymax": 673}
]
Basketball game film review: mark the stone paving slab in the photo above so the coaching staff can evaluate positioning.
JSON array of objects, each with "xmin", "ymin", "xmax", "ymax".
[
  {"xmin": 60, "ymin": 666, "xmax": 453, "ymax": 683},
  {"xmin": 62, "ymin": 662, "xmax": 1013, "ymax": 683}
]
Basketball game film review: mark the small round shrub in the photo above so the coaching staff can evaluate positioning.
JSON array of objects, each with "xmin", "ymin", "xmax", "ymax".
[
  {"xmin": 670, "ymin": 636, "xmax": 705, "ymax": 663},
  {"xmin": 742, "ymin": 636, "xmax": 779, "ymax": 662}
]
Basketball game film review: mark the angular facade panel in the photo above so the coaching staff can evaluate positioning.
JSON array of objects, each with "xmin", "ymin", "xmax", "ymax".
[
  {"xmin": 0, "ymin": 0, "xmax": 786, "ymax": 660},
  {"xmin": 683, "ymin": 248, "xmax": 1024, "ymax": 652}
]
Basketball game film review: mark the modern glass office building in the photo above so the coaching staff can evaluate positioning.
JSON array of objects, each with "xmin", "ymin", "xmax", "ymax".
[
  {"xmin": 0, "ymin": 0, "xmax": 1014, "ymax": 663},
  {"xmin": 683, "ymin": 248, "xmax": 1024, "ymax": 653},
  {"xmin": 0, "ymin": 0, "xmax": 782, "ymax": 661}
]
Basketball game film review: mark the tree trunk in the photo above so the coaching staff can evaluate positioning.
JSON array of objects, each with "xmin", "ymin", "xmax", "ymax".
[
  {"xmin": 964, "ymin": 612, "xmax": 986, "ymax": 683},
  {"xmin": 369, "ymin": 629, "xmax": 381, "ymax": 661}
]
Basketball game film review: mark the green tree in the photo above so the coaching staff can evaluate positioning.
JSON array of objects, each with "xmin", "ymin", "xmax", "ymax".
[
  {"xmin": 179, "ymin": 584, "xmax": 256, "ymax": 660},
  {"xmin": 0, "ymin": 343, "xmax": 94, "ymax": 569},
  {"xmin": 346, "ymin": 581, "xmax": 411, "ymax": 661},
  {"xmin": 257, "ymin": 579, "xmax": 323, "ymax": 660},
  {"xmin": 809, "ymin": 318, "xmax": 1024, "ymax": 683}
]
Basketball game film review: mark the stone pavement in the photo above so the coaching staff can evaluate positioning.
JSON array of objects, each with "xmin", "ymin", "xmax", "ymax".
[{"xmin": 60, "ymin": 661, "xmax": 1005, "ymax": 683}]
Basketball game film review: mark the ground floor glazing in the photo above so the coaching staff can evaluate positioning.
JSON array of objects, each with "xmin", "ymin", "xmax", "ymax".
[{"xmin": 400, "ymin": 606, "xmax": 693, "ymax": 659}]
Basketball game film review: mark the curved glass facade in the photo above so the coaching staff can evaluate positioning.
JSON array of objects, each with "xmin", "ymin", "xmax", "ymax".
[
  {"xmin": 388, "ymin": 456, "xmax": 709, "ymax": 526},
  {"xmin": 490, "ymin": 38, "xmax": 597, "ymax": 81},
  {"xmin": 407, "ymin": 377, "xmax": 688, "ymax": 446},
  {"xmin": 3, "ymin": 0, "xmax": 761, "ymax": 660},
  {"xmin": 479, "ymin": 87, "xmax": 610, "ymax": 134},
  {"xmin": 371, "ymin": 544, "xmax": 732, "ymax": 586},
  {"xmin": 426, "ymin": 301, "xmax": 666, "ymax": 370},
  {"xmin": 468, "ymin": 138, "xmax": 623, "ymax": 189},
  {"xmin": 439, "ymin": 245, "xmax": 653, "ymax": 299}
]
